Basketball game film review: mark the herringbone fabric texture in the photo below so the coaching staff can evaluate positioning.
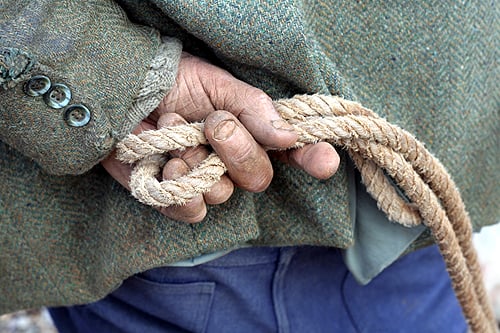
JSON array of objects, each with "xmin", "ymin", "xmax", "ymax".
[{"xmin": 0, "ymin": 0, "xmax": 498, "ymax": 314}]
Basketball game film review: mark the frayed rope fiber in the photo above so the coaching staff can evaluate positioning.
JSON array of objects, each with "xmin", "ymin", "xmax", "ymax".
[{"xmin": 116, "ymin": 94, "xmax": 497, "ymax": 332}]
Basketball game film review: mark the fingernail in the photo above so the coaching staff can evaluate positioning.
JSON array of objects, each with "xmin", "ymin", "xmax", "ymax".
[
  {"xmin": 272, "ymin": 119, "xmax": 294, "ymax": 131},
  {"xmin": 213, "ymin": 120, "xmax": 237, "ymax": 141}
]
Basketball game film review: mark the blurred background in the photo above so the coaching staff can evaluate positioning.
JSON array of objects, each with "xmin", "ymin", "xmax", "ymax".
[{"xmin": 1, "ymin": 223, "xmax": 500, "ymax": 332}]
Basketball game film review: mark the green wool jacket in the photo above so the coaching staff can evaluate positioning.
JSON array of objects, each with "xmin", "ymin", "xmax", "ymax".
[{"xmin": 0, "ymin": 1, "xmax": 498, "ymax": 313}]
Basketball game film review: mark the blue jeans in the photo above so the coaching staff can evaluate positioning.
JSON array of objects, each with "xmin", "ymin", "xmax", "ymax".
[{"xmin": 49, "ymin": 245, "xmax": 467, "ymax": 333}]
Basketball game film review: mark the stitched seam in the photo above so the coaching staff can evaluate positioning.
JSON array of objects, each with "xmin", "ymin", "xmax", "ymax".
[
  {"xmin": 272, "ymin": 248, "xmax": 296, "ymax": 333},
  {"xmin": 341, "ymin": 270, "xmax": 362, "ymax": 333}
]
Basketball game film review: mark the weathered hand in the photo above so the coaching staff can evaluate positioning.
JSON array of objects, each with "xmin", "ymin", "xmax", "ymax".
[
  {"xmin": 154, "ymin": 52, "xmax": 340, "ymax": 182},
  {"xmin": 103, "ymin": 52, "xmax": 340, "ymax": 223}
]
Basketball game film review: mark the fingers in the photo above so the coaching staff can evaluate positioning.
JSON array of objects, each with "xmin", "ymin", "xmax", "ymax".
[
  {"xmin": 159, "ymin": 158, "xmax": 207, "ymax": 223},
  {"xmin": 100, "ymin": 150, "xmax": 134, "ymax": 190},
  {"xmin": 204, "ymin": 111, "xmax": 273, "ymax": 192},
  {"xmin": 155, "ymin": 53, "xmax": 298, "ymax": 149},
  {"xmin": 165, "ymin": 134, "xmax": 235, "ymax": 206},
  {"xmin": 157, "ymin": 113, "xmax": 234, "ymax": 223},
  {"xmin": 271, "ymin": 142, "xmax": 340, "ymax": 180},
  {"xmin": 101, "ymin": 120, "xmax": 156, "ymax": 190}
]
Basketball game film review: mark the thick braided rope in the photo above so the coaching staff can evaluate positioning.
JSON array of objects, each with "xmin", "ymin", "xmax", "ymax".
[{"xmin": 116, "ymin": 94, "xmax": 496, "ymax": 332}]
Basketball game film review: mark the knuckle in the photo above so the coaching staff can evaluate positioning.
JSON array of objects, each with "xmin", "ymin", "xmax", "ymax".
[
  {"xmin": 249, "ymin": 88, "xmax": 272, "ymax": 104},
  {"xmin": 226, "ymin": 144, "xmax": 273, "ymax": 192},
  {"xmin": 226, "ymin": 139, "xmax": 255, "ymax": 165}
]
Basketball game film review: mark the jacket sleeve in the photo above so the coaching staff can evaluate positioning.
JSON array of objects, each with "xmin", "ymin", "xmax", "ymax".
[{"xmin": 0, "ymin": 0, "xmax": 181, "ymax": 175}]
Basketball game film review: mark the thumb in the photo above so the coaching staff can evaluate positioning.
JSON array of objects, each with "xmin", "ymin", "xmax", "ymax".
[{"xmin": 204, "ymin": 110, "xmax": 273, "ymax": 192}]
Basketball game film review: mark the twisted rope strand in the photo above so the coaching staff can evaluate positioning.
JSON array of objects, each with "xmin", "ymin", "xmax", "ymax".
[
  {"xmin": 129, "ymin": 153, "xmax": 226, "ymax": 207},
  {"xmin": 350, "ymin": 140, "xmax": 491, "ymax": 331},
  {"xmin": 117, "ymin": 123, "xmax": 206, "ymax": 164},
  {"xmin": 116, "ymin": 94, "xmax": 496, "ymax": 332},
  {"xmin": 276, "ymin": 96, "xmax": 494, "ymax": 323},
  {"xmin": 350, "ymin": 153, "xmax": 421, "ymax": 227}
]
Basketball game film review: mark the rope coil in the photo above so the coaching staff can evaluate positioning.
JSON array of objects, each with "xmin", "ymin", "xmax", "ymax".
[{"xmin": 117, "ymin": 94, "xmax": 497, "ymax": 332}]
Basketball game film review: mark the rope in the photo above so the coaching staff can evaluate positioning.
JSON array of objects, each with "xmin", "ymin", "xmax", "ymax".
[{"xmin": 116, "ymin": 94, "xmax": 497, "ymax": 332}]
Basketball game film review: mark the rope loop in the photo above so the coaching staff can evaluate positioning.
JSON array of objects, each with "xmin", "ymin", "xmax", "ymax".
[{"xmin": 116, "ymin": 94, "xmax": 497, "ymax": 332}]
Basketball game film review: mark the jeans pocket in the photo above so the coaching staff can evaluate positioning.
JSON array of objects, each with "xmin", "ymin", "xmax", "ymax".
[{"xmin": 94, "ymin": 275, "xmax": 216, "ymax": 333}]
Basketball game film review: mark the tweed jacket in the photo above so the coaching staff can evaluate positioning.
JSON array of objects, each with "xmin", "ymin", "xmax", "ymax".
[{"xmin": 1, "ymin": 1, "xmax": 498, "ymax": 313}]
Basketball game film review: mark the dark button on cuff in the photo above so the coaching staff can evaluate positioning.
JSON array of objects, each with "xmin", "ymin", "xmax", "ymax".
[
  {"xmin": 44, "ymin": 83, "xmax": 72, "ymax": 109},
  {"xmin": 64, "ymin": 104, "xmax": 91, "ymax": 127},
  {"xmin": 24, "ymin": 75, "xmax": 51, "ymax": 96}
]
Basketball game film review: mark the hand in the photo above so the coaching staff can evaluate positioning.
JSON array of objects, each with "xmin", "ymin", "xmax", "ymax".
[
  {"xmin": 154, "ymin": 52, "xmax": 339, "ymax": 182},
  {"xmin": 103, "ymin": 52, "xmax": 340, "ymax": 222}
]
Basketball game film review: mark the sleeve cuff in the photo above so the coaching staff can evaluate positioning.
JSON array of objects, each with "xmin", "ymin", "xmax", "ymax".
[{"xmin": 115, "ymin": 37, "xmax": 183, "ymax": 139}]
